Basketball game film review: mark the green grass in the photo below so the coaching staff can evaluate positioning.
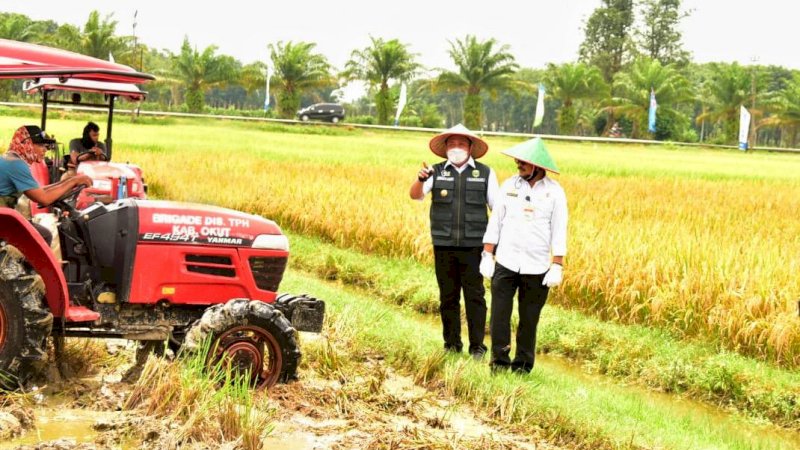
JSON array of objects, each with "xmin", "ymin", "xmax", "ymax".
[
  {"xmin": 287, "ymin": 231, "xmax": 800, "ymax": 430},
  {"xmin": 282, "ymin": 270, "xmax": 800, "ymax": 450}
]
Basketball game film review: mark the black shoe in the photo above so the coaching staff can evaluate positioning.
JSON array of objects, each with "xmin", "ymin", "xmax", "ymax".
[
  {"xmin": 469, "ymin": 347, "xmax": 486, "ymax": 361},
  {"xmin": 511, "ymin": 361, "xmax": 533, "ymax": 374},
  {"xmin": 490, "ymin": 361, "xmax": 511, "ymax": 374},
  {"xmin": 444, "ymin": 344, "xmax": 463, "ymax": 354}
]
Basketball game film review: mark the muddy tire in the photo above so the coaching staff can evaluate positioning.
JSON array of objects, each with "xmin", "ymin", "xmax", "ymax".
[
  {"xmin": 0, "ymin": 243, "xmax": 53, "ymax": 389},
  {"xmin": 183, "ymin": 299, "xmax": 299, "ymax": 389}
]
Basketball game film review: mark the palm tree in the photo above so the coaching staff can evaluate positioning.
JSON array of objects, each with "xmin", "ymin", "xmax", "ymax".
[
  {"xmin": 0, "ymin": 13, "xmax": 40, "ymax": 42},
  {"xmin": 269, "ymin": 41, "xmax": 333, "ymax": 119},
  {"xmin": 435, "ymin": 35, "xmax": 519, "ymax": 129},
  {"xmin": 81, "ymin": 11, "xmax": 131, "ymax": 62},
  {"xmin": 695, "ymin": 63, "xmax": 754, "ymax": 143},
  {"xmin": 171, "ymin": 37, "xmax": 238, "ymax": 113},
  {"xmin": 604, "ymin": 58, "xmax": 692, "ymax": 138},
  {"xmin": 760, "ymin": 75, "xmax": 800, "ymax": 147},
  {"xmin": 343, "ymin": 37, "xmax": 420, "ymax": 125},
  {"xmin": 545, "ymin": 62, "xmax": 609, "ymax": 135}
]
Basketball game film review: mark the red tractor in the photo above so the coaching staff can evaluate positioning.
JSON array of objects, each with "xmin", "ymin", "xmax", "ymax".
[
  {"xmin": 23, "ymin": 77, "xmax": 149, "ymax": 212},
  {"xmin": 0, "ymin": 39, "xmax": 325, "ymax": 389}
]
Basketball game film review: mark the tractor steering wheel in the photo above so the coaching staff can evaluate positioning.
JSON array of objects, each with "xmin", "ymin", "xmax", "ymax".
[
  {"xmin": 77, "ymin": 149, "xmax": 108, "ymax": 162},
  {"xmin": 51, "ymin": 185, "xmax": 87, "ymax": 217}
]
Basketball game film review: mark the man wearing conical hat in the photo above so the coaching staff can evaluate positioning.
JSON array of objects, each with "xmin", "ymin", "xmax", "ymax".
[
  {"xmin": 480, "ymin": 137, "xmax": 568, "ymax": 374},
  {"xmin": 409, "ymin": 124, "xmax": 499, "ymax": 359}
]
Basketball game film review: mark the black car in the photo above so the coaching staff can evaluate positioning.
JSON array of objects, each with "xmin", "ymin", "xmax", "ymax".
[{"xmin": 297, "ymin": 103, "xmax": 345, "ymax": 123}]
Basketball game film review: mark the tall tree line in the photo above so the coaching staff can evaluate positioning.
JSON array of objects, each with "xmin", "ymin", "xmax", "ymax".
[{"xmin": 1, "ymin": 6, "xmax": 799, "ymax": 147}]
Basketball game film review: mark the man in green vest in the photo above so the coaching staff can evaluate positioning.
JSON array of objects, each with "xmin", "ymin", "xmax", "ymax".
[
  {"xmin": 410, "ymin": 124, "xmax": 499, "ymax": 359},
  {"xmin": 481, "ymin": 138, "xmax": 568, "ymax": 374}
]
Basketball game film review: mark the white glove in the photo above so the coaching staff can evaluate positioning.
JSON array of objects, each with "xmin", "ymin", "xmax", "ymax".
[
  {"xmin": 479, "ymin": 251, "xmax": 495, "ymax": 278},
  {"xmin": 542, "ymin": 264, "xmax": 563, "ymax": 287}
]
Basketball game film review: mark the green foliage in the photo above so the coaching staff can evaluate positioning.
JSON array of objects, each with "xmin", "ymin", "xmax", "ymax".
[
  {"xmin": 606, "ymin": 58, "xmax": 693, "ymax": 138},
  {"xmin": 170, "ymin": 37, "xmax": 239, "ymax": 113},
  {"xmin": 579, "ymin": 0, "xmax": 636, "ymax": 82},
  {"xmin": 81, "ymin": 11, "xmax": 131, "ymax": 62},
  {"xmin": 435, "ymin": 35, "xmax": 520, "ymax": 130},
  {"xmin": 342, "ymin": 37, "xmax": 420, "ymax": 125},
  {"xmin": 636, "ymin": 0, "xmax": 691, "ymax": 66},
  {"xmin": 269, "ymin": 41, "xmax": 334, "ymax": 119},
  {"xmin": 696, "ymin": 62, "xmax": 758, "ymax": 144},
  {"xmin": 546, "ymin": 63, "xmax": 609, "ymax": 134}
]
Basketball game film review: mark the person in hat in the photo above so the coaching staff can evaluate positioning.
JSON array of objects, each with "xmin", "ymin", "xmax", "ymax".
[
  {"xmin": 1, "ymin": 125, "xmax": 92, "ymax": 244},
  {"xmin": 480, "ymin": 137, "xmax": 568, "ymax": 374},
  {"xmin": 409, "ymin": 124, "xmax": 499, "ymax": 359}
]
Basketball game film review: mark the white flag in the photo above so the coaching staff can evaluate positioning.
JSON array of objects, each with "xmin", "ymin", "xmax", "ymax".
[
  {"xmin": 394, "ymin": 83, "xmax": 407, "ymax": 126},
  {"xmin": 533, "ymin": 83, "xmax": 545, "ymax": 129},
  {"xmin": 738, "ymin": 105, "xmax": 751, "ymax": 150}
]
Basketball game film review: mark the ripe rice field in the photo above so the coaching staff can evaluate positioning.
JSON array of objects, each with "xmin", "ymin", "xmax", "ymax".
[{"xmin": 2, "ymin": 114, "xmax": 800, "ymax": 368}]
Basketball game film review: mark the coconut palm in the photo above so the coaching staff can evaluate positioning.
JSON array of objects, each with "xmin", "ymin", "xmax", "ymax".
[
  {"xmin": 605, "ymin": 58, "xmax": 692, "ymax": 138},
  {"xmin": 171, "ymin": 37, "xmax": 238, "ymax": 113},
  {"xmin": 435, "ymin": 35, "xmax": 519, "ymax": 129},
  {"xmin": 545, "ymin": 62, "xmax": 609, "ymax": 135},
  {"xmin": 269, "ymin": 41, "xmax": 334, "ymax": 119},
  {"xmin": 343, "ymin": 37, "xmax": 420, "ymax": 125}
]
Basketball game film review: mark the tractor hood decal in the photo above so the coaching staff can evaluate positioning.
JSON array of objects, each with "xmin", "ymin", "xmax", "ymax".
[{"xmin": 137, "ymin": 200, "xmax": 282, "ymax": 246}]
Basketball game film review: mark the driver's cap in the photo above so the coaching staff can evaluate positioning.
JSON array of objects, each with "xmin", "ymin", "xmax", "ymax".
[{"xmin": 23, "ymin": 125, "xmax": 56, "ymax": 145}]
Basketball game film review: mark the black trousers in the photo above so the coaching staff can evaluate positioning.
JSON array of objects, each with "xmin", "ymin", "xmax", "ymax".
[
  {"xmin": 490, "ymin": 263, "xmax": 549, "ymax": 372},
  {"xmin": 433, "ymin": 246, "xmax": 487, "ymax": 353}
]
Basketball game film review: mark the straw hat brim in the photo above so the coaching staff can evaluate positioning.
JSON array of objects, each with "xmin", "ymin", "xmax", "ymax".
[{"xmin": 429, "ymin": 132, "xmax": 488, "ymax": 159}]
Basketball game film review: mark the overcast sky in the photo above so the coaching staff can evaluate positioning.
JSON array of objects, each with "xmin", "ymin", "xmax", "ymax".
[{"xmin": 5, "ymin": 1, "xmax": 797, "ymax": 74}]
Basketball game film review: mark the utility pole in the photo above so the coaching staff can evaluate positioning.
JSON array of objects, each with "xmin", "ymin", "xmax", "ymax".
[
  {"xmin": 750, "ymin": 56, "xmax": 758, "ymax": 148},
  {"xmin": 132, "ymin": 10, "xmax": 138, "ymax": 69}
]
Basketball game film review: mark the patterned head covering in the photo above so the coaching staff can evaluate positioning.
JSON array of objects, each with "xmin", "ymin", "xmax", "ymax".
[{"xmin": 7, "ymin": 125, "xmax": 51, "ymax": 164}]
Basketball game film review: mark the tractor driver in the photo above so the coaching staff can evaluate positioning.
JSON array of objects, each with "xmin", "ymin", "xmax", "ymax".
[
  {"xmin": 62, "ymin": 121, "xmax": 107, "ymax": 180},
  {"xmin": 1, "ymin": 125, "xmax": 92, "ymax": 244}
]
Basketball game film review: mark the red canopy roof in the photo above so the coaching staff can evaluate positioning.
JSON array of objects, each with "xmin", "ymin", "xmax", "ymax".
[{"xmin": 0, "ymin": 38, "xmax": 154, "ymax": 84}]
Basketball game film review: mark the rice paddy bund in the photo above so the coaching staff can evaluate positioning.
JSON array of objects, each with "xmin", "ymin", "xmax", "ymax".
[{"xmin": 4, "ymin": 115, "xmax": 800, "ymax": 366}]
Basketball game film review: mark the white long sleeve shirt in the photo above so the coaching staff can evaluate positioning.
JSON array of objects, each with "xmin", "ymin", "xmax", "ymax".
[
  {"xmin": 483, "ymin": 175, "xmax": 568, "ymax": 274},
  {"xmin": 418, "ymin": 157, "xmax": 499, "ymax": 210}
]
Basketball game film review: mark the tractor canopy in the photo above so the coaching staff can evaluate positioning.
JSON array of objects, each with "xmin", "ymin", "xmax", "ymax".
[{"xmin": 0, "ymin": 38, "xmax": 154, "ymax": 83}]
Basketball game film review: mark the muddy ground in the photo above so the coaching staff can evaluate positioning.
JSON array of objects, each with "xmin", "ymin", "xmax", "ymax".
[{"xmin": 0, "ymin": 339, "xmax": 557, "ymax": 450}]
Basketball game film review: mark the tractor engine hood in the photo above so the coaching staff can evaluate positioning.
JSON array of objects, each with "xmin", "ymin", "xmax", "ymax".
[
  {"xmin": 137, "ymin": 200, "xmax": 287, "ymax": 249},
  {"xmin": 79, "ymin": 161, "xmax": 142, "ymax": 180}
]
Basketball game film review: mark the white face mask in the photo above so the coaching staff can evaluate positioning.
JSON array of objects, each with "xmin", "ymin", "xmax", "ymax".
[{"xmin": 446, "ymin": 148, "xmax": 469, "ymax": 165}]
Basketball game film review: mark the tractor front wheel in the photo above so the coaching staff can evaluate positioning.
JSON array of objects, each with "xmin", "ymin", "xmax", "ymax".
[
  {"xmin": 0, "ymin": 244, "xmax": 53, "ymax": 389},
  {"xmin": 183, "ymin": 299, "xmax": 299, "ymax": 389}
]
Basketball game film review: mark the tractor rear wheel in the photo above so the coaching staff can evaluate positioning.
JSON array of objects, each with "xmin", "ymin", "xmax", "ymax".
[
  {"xmin": 0, "ymin": 244, "xmax": 53, "ymax": 389},
  {"xmin": 183, "ymin": 299, "xmax": 299, "ymax": 389}
]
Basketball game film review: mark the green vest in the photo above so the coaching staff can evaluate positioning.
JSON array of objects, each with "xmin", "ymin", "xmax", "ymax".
[{"xmin": 429, "ymin": 161, "xmax": 490, "ymax": 247}]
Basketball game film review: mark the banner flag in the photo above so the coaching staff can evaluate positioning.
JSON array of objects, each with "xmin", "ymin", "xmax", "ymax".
[
  {"xmin": 533, "ymin": 83, "xmax": 545, "ymax": 129},
  {"xmin": 648, "ymin": 88, "xmax": 658, "ymax": 133},
  {"xmin": 394, "ymin": 83, "xmax": 408, "ymax": 126},
  {"xmin": 738, "ymin": 105, "xmax": 751, "ymax": 150}
]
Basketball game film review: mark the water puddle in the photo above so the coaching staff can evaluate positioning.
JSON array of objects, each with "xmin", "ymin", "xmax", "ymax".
[{"xmin": 0, "ymin": 407, "xmax": 121, "ymax": 449}]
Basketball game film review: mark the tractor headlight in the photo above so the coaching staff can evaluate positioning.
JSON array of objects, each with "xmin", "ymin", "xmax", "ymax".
[
  {"xmin": 252, "ymin": 234, "xmax": 289, "ymax": 251},
  {"xmin": 92, "ymin": 180, "xmax": 111, "ymax": 190}
]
